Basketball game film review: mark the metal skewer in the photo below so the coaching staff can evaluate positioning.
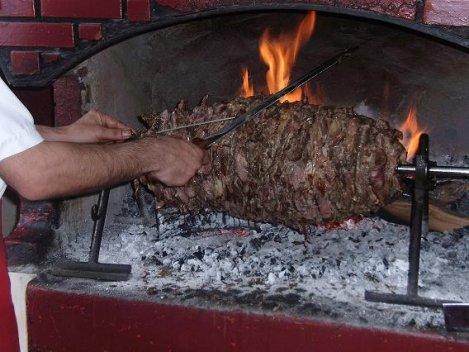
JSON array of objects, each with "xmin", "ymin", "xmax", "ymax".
[{"xmin": 155, "ymin": 116, "xmax": 236, "ymax": 135}]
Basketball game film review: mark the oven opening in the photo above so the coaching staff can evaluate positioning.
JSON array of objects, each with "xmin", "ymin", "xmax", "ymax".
[{"xmin": 2, "ymin": 7, "xmax": 468, "ymax": 350}]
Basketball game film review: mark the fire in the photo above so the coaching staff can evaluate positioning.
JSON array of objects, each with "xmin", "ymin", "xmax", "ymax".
[
  {"xmin": 241, "ymin": 12, "xmax": 322, "ymax": 103},
  {"xmin": 400, "ymin": 103, "xmax": 426, "ymax": 161},
  {"xmin": 241, "ymin": 67, "xmax": 254, "ymax": 97}
]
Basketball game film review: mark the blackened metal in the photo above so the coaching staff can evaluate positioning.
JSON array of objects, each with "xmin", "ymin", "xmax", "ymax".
[
  {"xmin": 122, "ymin": 0, "xmax": 128, "ymax": 19},
  {"xmin": 89, "ymin": 188, "xmax": 110, "ymax": 263},
  {"xmin": 415, "ymin": 0, "xmax": 426, "ymax": 23},
  {"xmin": 407, "ymin": 134, "xmax": 429, "ymax": 296},
  {"xmin": 443, "ymin": 303, "xmax": 469, "ymax": 332},
  {"xmin": 134, "ymin": 186, "xmax": 157, "ymax": 225},
  {"xmin": 365, "ymin": 291, "xmax": 458, "ymax": 308},
  {"xmin": 51, "ymin": 189, "xmax": 132, "ymax": 281},
  {"xmin": 365, "ymin": 134, "xmax": 468, "ymax": 310}
]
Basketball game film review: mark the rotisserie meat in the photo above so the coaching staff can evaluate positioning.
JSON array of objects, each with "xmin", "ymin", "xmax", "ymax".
[{"xmin": 137, "ymin": 96, "xmax": 407, "ymax": 232}]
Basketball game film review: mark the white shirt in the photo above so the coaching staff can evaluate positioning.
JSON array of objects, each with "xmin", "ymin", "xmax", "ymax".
[{"xmin": 0, "ymin": 78, "xmax": 44, "ymax": 198}]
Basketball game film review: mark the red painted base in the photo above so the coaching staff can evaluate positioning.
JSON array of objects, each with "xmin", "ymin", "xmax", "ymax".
[{"xmin": 27, "ymin": 282, "xmax": 469, "ymax": 352}]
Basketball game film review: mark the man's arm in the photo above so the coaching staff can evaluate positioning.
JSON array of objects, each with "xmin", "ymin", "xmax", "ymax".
[
  {"xmin": 0, "ymin": 136, "xmax": 205, "ymax": 201},
  {"xmin": 35, "ymin": 110, "xmax": 133, "ymax": 143}
]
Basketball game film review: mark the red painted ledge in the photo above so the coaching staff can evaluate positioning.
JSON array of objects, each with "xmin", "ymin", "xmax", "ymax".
[{"xmin": 27, "ymin": 283, "xmax": 469, "ymax": 352}]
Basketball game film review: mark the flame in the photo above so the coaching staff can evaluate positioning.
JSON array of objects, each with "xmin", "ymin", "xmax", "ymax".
[
  {"xmin": 400, "ymin": 104, "xmax": 426, "ymax": 161},
  {"xmin": 241, "ymin": 12, "xmax": 322, "ymax": 104},
  {"xmin": 241, "ymin": 67, "xmax": 254, "ymax": 97}
]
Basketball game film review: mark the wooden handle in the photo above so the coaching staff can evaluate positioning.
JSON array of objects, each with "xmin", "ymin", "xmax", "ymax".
[{"xmin": 382, "ymin": 199, "xmax": 469, "ymax": 232}]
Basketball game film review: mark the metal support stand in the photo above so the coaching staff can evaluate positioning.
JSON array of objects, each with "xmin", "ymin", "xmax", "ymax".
[
  {"xmin": 365, "ymin": 134, "xmax": 469, "ymax": 309},
  {"xmin": 52, "ymin": 189, "xmax": 132, "ymax": 281},
  {"xmin": 443, "ymin": 303, "xmax": 469, "ymax": 332}
]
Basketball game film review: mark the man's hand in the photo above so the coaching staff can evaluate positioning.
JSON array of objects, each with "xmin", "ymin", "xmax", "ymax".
[
  {"xmin": 37, "ymin": 110, "xmax": 133, "ymax": 143},
  {"xmin": 145, "ymin": 136, "xmax": 208, "ymax": 187},
  {"xmin": 0, "ymin": 134, "xmax": 208, "ymax": 201}
]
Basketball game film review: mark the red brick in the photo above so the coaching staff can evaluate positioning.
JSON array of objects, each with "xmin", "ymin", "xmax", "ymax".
[
  {"xmin": 0, "ymin": 0, "xmax": 35, "ymax": 17},
  {"xmin": 10, "ymin": 51, "xmax": 40, "ymax": 76},
  {"xmin": 41, "ymin": 52, "xmax": 62, "ymax": 63},
  {"xmin": 127, "ymin": 0, "xmax": 150, "ymax": 22},
  {"xmin": 424, "ymin": 0, "xmax": 469, "ymax": 26},
  {"xmin": 0, "ymin": 22, "xmax": 74, "ymax": 48},
  {"xmin": 53, "ymin": 75, "xmax": 82, "ymax": 127},
  {"xmin": 156, "ymin": 0, "xmax": 215, "ymax": 12},
  {"xmin": 41, "ymin": 0, "xmax": 122, "ymax": 19},
  {"xmin": 79, "ymin": 24, "xmax": 103, "ymax": 41}
]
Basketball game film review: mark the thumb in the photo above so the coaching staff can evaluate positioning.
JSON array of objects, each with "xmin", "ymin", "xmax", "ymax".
[{"xmin": 97, "ymin": 127, "xmax": 132, "ymax": 142}]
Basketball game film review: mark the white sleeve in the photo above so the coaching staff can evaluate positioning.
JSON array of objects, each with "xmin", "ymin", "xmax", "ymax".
[
  {"xmin": 0, "ymin": 78, "xmax": 44, "ymax": 197},
  {"xmin": 0, "ymin": 78, "xmax": 44, "ymax": 163}
]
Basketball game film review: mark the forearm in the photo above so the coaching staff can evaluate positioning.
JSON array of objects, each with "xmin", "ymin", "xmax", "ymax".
[
  {"xmin": 35, "ymin": 125, "xmax": 68, "ymax": 142},
  {"xmin": 0, "ymin": 139, "xmax": 156, "ymax": 200},
  {"xmin": 36, "ymin": 111, "xmax": 133, "ymax": 143}
]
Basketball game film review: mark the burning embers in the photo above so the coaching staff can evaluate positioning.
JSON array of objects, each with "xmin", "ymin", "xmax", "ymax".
[{"xmin": 51, "ymin": 192, "xmax": 469, "ymax": 330}]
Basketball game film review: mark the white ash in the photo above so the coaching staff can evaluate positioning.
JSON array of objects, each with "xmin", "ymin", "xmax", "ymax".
[{"xmin": 47, "ymin": 189, "xmax": 469, "ymax": 332}]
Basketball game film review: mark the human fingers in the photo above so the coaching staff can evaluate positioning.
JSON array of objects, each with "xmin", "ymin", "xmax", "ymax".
[
  {"xmin": 91, "ymin": 112, "xmax": 133, "ymax": 141},
  {"xmin": 98, "ymin": 112, "xmax": 133, "ymax": 130},
  {"xmin": 187, "ymin": 140, "xmax": 210, "ymax": 172},
  {"xmin": 95, "ymin": 126, "xmax": 133, "ymax": 142},
  {"xmin": 147, "ymin": 137, "xmax": 205, "ymax": 186}
]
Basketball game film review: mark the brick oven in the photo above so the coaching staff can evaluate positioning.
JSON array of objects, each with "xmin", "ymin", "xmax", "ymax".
[{"xmin": 1, "ymin": 1, "xmax": 469, "ymax": 351}]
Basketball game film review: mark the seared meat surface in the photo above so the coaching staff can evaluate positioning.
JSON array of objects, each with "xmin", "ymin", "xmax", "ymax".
[{"xmin": 138, "ymin": 96, "xmax": 406, "ymax": 231}]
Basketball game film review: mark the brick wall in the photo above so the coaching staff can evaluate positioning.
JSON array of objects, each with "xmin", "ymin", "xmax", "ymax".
[
  {"xmin": 0, "ymin": 0, "xmax": 467, "ymax": 87},
  {"xmin": 0, "ymin": 0, "xmax": 151, "ymax": 86}
]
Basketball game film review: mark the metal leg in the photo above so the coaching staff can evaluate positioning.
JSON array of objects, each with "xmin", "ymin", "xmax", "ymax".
[
  {"xmin": 407, "ymin": 135, "xmax": 428, "ymax": 297},
  {"xmin": 51, "ymin": 189, "xmax": 132, "ymax": 281},
  {"xmin": 365, "ymin": 134, "xmax": 460, "ymax": 309}
]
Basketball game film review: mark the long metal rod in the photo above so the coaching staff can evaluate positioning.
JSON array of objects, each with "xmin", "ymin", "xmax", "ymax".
[
  {"xmin": 155, "ymin": 116, "xmax": 236, "ymax": 135},
  {"xmin": 407, "ymin": 134, "xmax": 429, "ymax": 296},
  {"xmin": 199, "ymin": 46, "xmax": 358, "ymax": 147},
  {"xmin": 89, "ymin": 189, "xmax": 110, "ymax": 263},
  {"xmin": 365, "ymin": 291, "xmax": 458, "ymax": 308},
  {"xmin": 397, "ymin": 165, "xmax": 469, "ymax": 177}
]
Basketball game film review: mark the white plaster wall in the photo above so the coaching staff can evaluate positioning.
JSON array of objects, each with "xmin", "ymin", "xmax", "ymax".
[{"xmin": 9, "ymin": 272, "xmax": 36, "ymax": 352}]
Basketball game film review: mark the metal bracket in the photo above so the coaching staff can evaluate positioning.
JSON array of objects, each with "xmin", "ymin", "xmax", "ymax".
[
  {"xmin": 51, "ymin": 189, "xmax": 132, "ymax": 281},
  {"xmin": 365, "ymin": 134, "xmax": 469, "ymax": 310},
  {"xmin": 444, "ymin": 303, "xmax": 469, "ymax": 332}
]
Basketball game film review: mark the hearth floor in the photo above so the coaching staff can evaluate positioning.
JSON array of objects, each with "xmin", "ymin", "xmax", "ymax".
[{"xmin": 40, "ymin": 206, "xmax": 469, "ymax": 334}]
